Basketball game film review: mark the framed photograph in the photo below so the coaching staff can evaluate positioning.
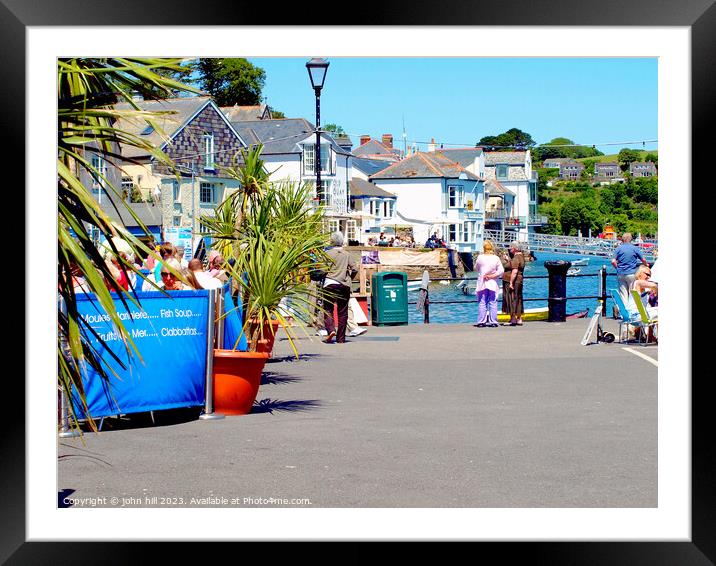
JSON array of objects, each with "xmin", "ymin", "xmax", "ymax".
[{"xmin": 7, "ymin": 0, "xmax": 709, "ymax": 561}]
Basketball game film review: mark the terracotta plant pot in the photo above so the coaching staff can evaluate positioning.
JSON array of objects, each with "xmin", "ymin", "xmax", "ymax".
[
  {"xmin": 247, "ymin": 318, "xmax": 281, "ymax": 355},
  {"xmin": 212, "ymin": 349, "xmax": 269, "ymax": 415}
]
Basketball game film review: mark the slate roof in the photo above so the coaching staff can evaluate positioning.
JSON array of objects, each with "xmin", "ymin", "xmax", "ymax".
[
  {"xmin": 485, "ymin": 179, "xmax": 516, "ymax": 196},
  {"xmin": 231, "ymin": 118, "xmax": 350, "ymax": 156},
  {"xmin": 352, "ymin": 157, "xmax": 394, "ymax": 177},
  {"xmin": 221, "ymin": 104, "xmax": 270, "ymax": 122},
  {"xmin": 353, "ymin": 139, "xmax": 401, "ymax": 160},
  {"xmin": 349, "ymin": 178, "xmax": 396, "ymax": 198},
  {"xmin": 484, "ymin": 151, "xmax": 529, "ymax": 165},
  {"xmin": 369, "ymin": 152, "xmax": 480, "ymax": 181},
  {"xmin": 101, "ymin": 200, "xmax": 163, "ymax": 227},
  {"xmin": 434, "ymin": 148, "xmax": 483, "ymax": 168},
  {"xmin": 113, "ymin": 96, "xmax": 214, "ymax": 158}
]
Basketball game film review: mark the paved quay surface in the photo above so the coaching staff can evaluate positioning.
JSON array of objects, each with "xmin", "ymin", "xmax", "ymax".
[{"xmin": 59, "ymin": 317, "xmax": 658, "ymax": 508}]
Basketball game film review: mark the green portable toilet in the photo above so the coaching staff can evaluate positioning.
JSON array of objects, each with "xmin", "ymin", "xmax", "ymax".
[{"xmin": 371, "ymin": 271, "xmax": 408, "ymax": 326}]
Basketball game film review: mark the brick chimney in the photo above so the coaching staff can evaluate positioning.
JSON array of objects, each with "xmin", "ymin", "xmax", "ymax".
[
  {"xmin": 382, "ymin": 134, "xmax": 393, "ymax": 149},
  {"xmin": 360, "ymin": 135, "xmax": 371, "ymax": 146}
]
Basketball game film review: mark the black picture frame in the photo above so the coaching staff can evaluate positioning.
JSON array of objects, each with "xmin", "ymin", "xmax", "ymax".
[{"xmin": 5, "ymin": 0, "xmax": 709, "ymax": 562}]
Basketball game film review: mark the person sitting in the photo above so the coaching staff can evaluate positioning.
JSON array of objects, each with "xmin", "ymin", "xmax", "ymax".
[{"xmin": 628, "ymin": 264, "xmax": 658, "ymax": 318}]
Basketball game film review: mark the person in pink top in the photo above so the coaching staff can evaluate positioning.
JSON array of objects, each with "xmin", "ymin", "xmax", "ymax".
[{"xmin": 474, "ymin": 240, "xmax": 504, "ymax": 327}]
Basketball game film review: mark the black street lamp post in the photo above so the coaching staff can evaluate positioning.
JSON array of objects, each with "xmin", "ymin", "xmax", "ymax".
[{"xmin": 306, "ymin": 58, "xmax": 329, "ymax": 206}]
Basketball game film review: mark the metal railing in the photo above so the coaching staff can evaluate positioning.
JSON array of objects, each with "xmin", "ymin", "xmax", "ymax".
[{"xmin": 407, "ymin": 266, "xmax": 611, "ymax": 323}]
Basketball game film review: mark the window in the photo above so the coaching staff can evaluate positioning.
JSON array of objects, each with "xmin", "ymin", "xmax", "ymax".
[
  {"xmin": 204, "ymin": 132, "xmax": 215, "ymax": 171},
  {"xmin": 314, "ymin": 180, "xmax": 331, "ymax": 206},
  {"xmin": 173, "ymin": 216, "xmax": 181, "ymax": 227},
  {"xmin": 200, "ymin": 182, "xmax": 215, "ymax": 204},
  {"xmin": 463, "ymin": 222, "xmax": 475, "ymax": 243},
  {"xmin": 496, "ymin": 165, "xmax": 508, "ymax": 180},
  {"xmin": 346, "ymin": 220, "xmax": 357, "ymax": 242},
  {"xmin": 382, "ymin": 200, "xmax": 395, "ymax": 218},
  {"xmin": 91, "ymin": 155, "xmax": 107, "ymax": 189},
  {"xmin": 448, "ymin": 224, "xmax": 457, "ymax": 242},
  {"xmin": 304, "ymin": 144, "xmax": 330, "ymax": 174},
  {"xmin": 448, "ymin": 185, "xmax": 464, "ymax": 208},
  {"xmin": 370, "ymin": 199, "xmax": 380, "ymax": 217},
  {"xmin": 328, "ymin": 220, "xmax": 340, "ymax": 235},
  {"xmin": 529, "ymin": 183, "xmax": 537, "ymax": 202},
  {"xmin": 173, "ymin": 181, "xmax": 181, "ymax": 203}
]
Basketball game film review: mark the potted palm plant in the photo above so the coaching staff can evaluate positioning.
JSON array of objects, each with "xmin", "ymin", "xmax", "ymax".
[{"xmin": 201, "ymin": 146, "xmax": 329, "ymax": 414}]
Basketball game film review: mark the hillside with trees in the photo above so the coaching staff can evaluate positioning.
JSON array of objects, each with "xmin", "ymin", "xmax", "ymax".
[{"xmin": 536, "ymin": 171, "xmax": 658, "ymax": 237}]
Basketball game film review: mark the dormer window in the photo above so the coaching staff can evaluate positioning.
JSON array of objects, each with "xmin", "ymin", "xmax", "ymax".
[
  {"xmin": 496, "ymin": 165, "xmax": 508, "ymax": 180},
  {"xmin": 204, "ymin": 132, "xmax": 215, "ymax": 171},
  {"xmin": 303, "ymin": 143, "xmax": 330, "ymax": 175}
]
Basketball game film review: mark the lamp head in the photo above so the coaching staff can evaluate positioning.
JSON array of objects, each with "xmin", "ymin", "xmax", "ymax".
[{"xmin": 306, "ymin": 58, "xmax": 330, "ymax": 94}]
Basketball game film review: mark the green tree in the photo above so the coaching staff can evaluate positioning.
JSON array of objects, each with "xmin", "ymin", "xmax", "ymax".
[
  {"xmin": 324, "ymin": 123, "xmax": 346, "ymax": 136},
  {"xmin": 618, "ymin": 148, "xmax": 641, "ymax": 170},
  {"xmin": 559, "ymin": 198, "xmax": 603, "ymax": 236},
  {"xmin": 477, "ymin": 127, "xmax": 535, "ymax": 150},
  {"xmin": 534, "ymin": 137, "xmax": 603, "ymax": 161},
  {"xmin": 644, "ymin": 152, "xmax": 658, "ymax": 165},
  {"xmin": 268, "ymin": 107, "xmax": 285, "ymax": 119},
  {"xmin": 194, "ymin": 58, "xmax": 266, "ymax": 106}
]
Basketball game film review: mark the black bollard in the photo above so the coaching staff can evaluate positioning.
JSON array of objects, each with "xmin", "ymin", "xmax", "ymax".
[{"xmin": 544, "ymin": 260, "xmax": 572, "ymax": 322}]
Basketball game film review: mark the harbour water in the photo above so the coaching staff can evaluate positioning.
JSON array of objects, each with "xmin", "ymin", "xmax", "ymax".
[{"xmin": 407, "ymin": 251, "xmax": 619, "ymax": 324}]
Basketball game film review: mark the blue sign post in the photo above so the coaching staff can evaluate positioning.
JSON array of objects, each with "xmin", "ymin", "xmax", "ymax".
[{"xmin": 73, "ymin": 290, "xmax": 211, "ymax": 419}]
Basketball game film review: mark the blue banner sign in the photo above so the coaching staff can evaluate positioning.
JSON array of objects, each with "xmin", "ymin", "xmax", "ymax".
[{"xmin": 73, "ymin": 290, "xmax": 211, "ymax": 419}]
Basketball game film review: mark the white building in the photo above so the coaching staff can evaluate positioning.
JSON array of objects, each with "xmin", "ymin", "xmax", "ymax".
[
  {"xmin": 370, "ymin": 151, "xmax": 485, "ymax": 252},
  {"xmin": 483, "ymin": 151, "xmax": 543, "ymax": 239},
  {"xmin": 231, "ymin": 118, "xmax": 353, "ymax": 232}
]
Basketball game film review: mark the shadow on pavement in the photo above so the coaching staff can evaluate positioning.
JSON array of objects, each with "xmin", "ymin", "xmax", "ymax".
[
  {"xmin": 260, "ymin": 372, "xmax": 303, "ymax": 385},
  {"xmin": 251, "ymin": 398, "xmax": 323, "ymax": 415},
  {"xmin": 266, "ymin": 353, "xmax": 320, "ymax": 364},
  {"xmin": 77, "ymin": 407, "xmax": 202, "ymax": 432}
]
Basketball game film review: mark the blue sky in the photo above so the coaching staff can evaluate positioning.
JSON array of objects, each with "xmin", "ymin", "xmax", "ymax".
[{"xmin": 248, "ymin": 57, "xmax": 658, "ymax": 154}]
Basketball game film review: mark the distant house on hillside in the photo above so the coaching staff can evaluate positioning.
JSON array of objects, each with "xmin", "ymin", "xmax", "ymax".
[
  {"xmin": 543, "ymin": 157, "xmax": 572, "ymax": 169},
  {"xmin": 369, "ymin": 151, "xmax": 485, "ymax": 252},
  {"xmin": 594, "ymin": 162, "xmax": 623, "ymax": 181},
  {"xmin": 353, "ymin": 134, "xmax": 403, "ymax": 162},
  {"xmin": 559, "ymin": 160, "xmax": 585, "ymax": 180},
  {"xmin": 629, "ymin": 161, "xmax": 657, "ymax": 177}
]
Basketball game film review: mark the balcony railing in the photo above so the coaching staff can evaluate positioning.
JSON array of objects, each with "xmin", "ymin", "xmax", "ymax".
[{"xmin": 528, "ymin": 214, "xmax": 548, "ymax": 225}]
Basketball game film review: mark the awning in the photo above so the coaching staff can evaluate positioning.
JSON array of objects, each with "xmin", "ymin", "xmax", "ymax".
[{"xmin": 126, "ymin": 225, "xmax": 162, "ymax": 240}]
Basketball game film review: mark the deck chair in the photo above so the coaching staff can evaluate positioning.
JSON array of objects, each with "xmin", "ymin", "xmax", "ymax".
[
  {"xmin": 630, "ymin": 289, "xmax": 658, "ymax": 346},
  {"xmin": 609, "ymin": 288, "xmax": 643, "ymax": 343}
]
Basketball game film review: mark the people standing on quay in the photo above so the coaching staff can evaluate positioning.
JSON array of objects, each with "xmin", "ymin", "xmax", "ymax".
[
  {"xmin": 499, "ymin": 247, "xmax": 512, "ymax": 315},
  {"xmin": 474, "ymin": 240, "xmax": 504, "ymax": 327},
  {"xmin": 321, "ymin": 231, "xmax": 358, "ymax": 344},
  {"xmin": 502, "ymin": 241, "xmax": 525, "ymax": 326},
  {"xmin": 610, "ymin": 232, "xmax": 648, "ymax": 316}
]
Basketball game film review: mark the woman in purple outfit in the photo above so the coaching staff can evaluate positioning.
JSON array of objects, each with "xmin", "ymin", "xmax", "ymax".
[{"xmin": 474, "ymin": 240, "xmax": 504, "ymax": 327}]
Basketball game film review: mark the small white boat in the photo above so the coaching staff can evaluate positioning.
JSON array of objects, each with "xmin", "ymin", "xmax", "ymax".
[{"xmin": 570, "ymin": 258, "xmax": 590, "ymax": 266}]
